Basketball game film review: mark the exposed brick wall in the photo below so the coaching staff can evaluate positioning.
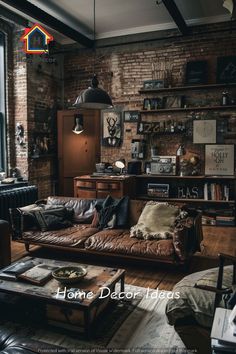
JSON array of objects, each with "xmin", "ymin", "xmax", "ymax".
[
  {"xmin": 26, "ymin": 50, "xmax": 64, "ymax": 198},
  {"xmin": 1, "ymin": 19, "xmax": 63, "ymax": 198},
  {"xmin": 64, "ymin": 22, "xmax": 236, "ymax": 171}
]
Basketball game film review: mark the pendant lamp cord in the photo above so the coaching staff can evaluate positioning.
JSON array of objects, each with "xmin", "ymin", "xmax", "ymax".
[{"xmin": 93, "ymin": 0, "xmax": 96, "ymax": 75}]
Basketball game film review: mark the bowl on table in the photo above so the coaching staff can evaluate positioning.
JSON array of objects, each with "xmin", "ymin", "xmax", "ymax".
[{"xmin": 52, "ymin": 266, "xmax": 87, "ymax": 284}]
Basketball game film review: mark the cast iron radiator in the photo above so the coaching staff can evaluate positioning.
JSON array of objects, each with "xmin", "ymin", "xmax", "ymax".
[{"xmin": 0, "ymin": 185, "xmax": 38, "ymax": 221}]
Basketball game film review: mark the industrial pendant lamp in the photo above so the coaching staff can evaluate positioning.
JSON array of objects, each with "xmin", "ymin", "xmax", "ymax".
[
  {"xmin": 72, "ymin": 113, "xmax": 84, "ymax": 134},
  {"xmin": 74, "ymin": 0, "xmax": 113, "ymax": 109}
]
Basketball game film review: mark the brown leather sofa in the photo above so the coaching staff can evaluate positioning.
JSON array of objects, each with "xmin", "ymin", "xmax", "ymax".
[
  {"xmin": 0, "ymin": 220, "xmax": 11, "ymax": 268},
  {"xmin": 12, "ymin": 196, "xmax": 203, "ymax": 265}
]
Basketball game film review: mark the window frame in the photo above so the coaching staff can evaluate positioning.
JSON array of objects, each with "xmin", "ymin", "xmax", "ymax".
[{"xmin": 0, "ymin": 31, "xmax": 6, "ymax": 173}]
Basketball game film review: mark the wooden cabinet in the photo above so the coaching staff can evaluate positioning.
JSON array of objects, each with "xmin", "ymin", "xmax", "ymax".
[
  {"xmin": 57, "ymin": 110, "xmax": 101, "ymax": 196},
  {"xmin": 74, "ymin": 175, "xmax": 136, "ymax": 199}
]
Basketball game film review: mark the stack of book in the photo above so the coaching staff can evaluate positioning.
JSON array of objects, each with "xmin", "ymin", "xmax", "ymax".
[
  {"xmin": 204, "ymin": 183, "xmax": 230, "ymax": 201},
  {"xmin": 211, "ymin": 308, "xmax": 236, "ymax": 353},
  {"xmin": 0, "ymin": 258, "xmax": 57, "ymax": 285}
]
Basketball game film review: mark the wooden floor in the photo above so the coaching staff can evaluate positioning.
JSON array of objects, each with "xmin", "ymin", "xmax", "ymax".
[{"xmin": 11, "ymin": 226, "xmax": 236, "ymax": 291}]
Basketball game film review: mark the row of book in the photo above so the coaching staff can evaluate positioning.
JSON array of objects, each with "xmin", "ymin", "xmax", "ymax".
[
  {"xmin": 204, "ymin": 183, "xmax": 230, "ymax": 201},
  {"xmin": 202, "ymin": 208, "xmax": 235, "ymax": 226}
]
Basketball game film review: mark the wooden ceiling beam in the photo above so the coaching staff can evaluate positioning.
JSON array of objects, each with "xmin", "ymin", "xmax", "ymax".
[
  {"xmin": 0, "ymin": 0, "xmax": 94, "ymax": 47},
  {"xmin": 162, "ymin": 0, "xmax": 189, "ymax": 35}
]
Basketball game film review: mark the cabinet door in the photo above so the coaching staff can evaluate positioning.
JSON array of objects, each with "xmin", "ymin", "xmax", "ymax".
[{"xmin": 58, "ymin": 110, "xmax": 100, "ymax": 196}]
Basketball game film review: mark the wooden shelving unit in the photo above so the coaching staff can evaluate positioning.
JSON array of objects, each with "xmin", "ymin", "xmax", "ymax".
[
  {"xmin": 135, "ymin": 175, "xmax": 236, "ymax": 226},
  {"xmin": 139, "ymin": 82, "xmax": 236, "ymax": 94},
  {"xmin": 140, "ymin": 105, "xmax": 236, "ymax": 114}
]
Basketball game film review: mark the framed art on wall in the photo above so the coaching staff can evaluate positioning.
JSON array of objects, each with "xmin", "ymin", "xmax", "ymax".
[
  {"xmin": 193, "ymin": 120, "xmax": 216, "ymax": 144},
  {"xmin": 205, "ymin": 144, "xmax": 235, "ymax": 176},
  {"xmin": 216, "ymin": 56, "xmax": 236, "ymax": 83},
  {"xmin": 101, "ymin": 109, "xmax": 122, "ymax": 147},
  {"xmin": 185, "ymin": 60, "xmax": 208, "ymax": 85}
]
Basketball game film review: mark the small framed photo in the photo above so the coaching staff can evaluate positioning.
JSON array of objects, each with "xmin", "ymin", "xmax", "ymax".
[
  {"xmin": 164, "ymin": 95, "xmax": 185, "ymax": 109},
  {"xmin": 185, "ymin": 60, "xmax": 208, "ymax": 85},
  {"xmin": 205, "ymin": 144, "xmax": 235, "ymax": 176},
  {"xmin": 216, "ymin": 56, "xmax": 236, "ymax": 84},
  {"xmin": 143, "ymin": 80, "xmax": 165, "ymax": 90},
  {"xmin": 193, "ymin": 120, "xmax": 216, "ymax": 144},
  {"xmin": 124, "ymin": 111, "xmax": 140, "ymax": 122}
]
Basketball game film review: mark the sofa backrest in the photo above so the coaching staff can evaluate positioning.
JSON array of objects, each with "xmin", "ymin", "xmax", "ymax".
[
  {"xmin": 46, "ymin": 196, "xmax": 98, "ymax": 224},
  {"xmin": 129, "ymin": 199, "xmax": 147, "ymax": 227},
  {"xmin": 47, "ymin": 196, "xmax": 147, "ymax": 227}
]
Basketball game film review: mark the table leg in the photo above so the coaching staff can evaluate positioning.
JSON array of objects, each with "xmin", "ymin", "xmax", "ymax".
[
  {"xmin": 120, "ymin": 273, "xmax": 125, "ymax": 293},
  {"xmin": 84, "ymin": 308, "xmax": 91, "ymax": 339}
]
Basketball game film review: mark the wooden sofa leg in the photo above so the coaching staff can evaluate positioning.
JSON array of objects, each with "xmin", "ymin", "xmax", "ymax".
[{"xmin": 25, "ymin": 243, "xmax": 30, "ymax": 252}]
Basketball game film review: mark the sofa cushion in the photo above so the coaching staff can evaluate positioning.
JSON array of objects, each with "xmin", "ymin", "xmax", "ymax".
[
  {"xmin": 85, "ymin": 229, "xmax": 175, "ymax": 259},
  {"xmin": 165, "ymin": 266, "xmax": 233, "ymax": 328},
  {"xmin": 47, "ymin": 196, "xmax": 98, "ymax": 224},
  {"xmin": 130, "ymin": 202, "xmax": 180, "ymax": 240},
  {"xmin": 22, "ymin": 225, "xmax": 99, "ymax": 248}
]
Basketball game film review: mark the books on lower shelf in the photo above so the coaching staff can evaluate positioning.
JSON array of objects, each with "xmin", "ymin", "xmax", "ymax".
[
  {"xmin": 204, "ymin": 183, "xmax": 230, "ymax": 201},
  {"xmin": 202, "ymin": 208, "xmax": 235, "ymax": 226}
]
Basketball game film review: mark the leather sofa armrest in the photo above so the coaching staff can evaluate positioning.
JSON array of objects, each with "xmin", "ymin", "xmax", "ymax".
[
  {"xmin": 0, "ymin": 328, "xmax": 70, "ymax": 354},
  {"xmin": 0, "ymin": 220, "xmax": 11, "ymax": 268},
  {"xmin": 172, "ymin": 212, "xmax": 203, "ymax": 261}
]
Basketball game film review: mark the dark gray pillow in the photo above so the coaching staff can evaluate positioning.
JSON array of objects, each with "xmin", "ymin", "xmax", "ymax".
[
  {"xmin": 32, "ymin": 207, "xmax": 74, "ymax": 232},
  {"xmin": 95, "ymin": 195, "xmax": 129, "ymax": 229}
]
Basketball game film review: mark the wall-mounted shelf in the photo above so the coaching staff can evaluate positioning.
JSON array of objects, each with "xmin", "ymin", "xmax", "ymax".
[
  {"xmin": 30, "ymin": 154, "xmax": 56, "ymax": 160},
  {"xmin": 139, "ymin": 83, "xmax": 236, "ymax": 94},
  {"xmin": 136, "ymin": 175, "xmax": 236, "ymax": 180},
  {"xmin": 140, "ymin": 105, "xmax": 236, "ymax": 114},
  {"xmin": 137, "ymin": 195, "xmax": 234, "ymax": 203}
]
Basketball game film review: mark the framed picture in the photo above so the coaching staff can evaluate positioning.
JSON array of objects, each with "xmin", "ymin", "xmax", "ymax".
[
  {"xmin": 101, "ymin": 109, "xmax": 122, "ymax": 147},
  {"xmin": 164, "ymin": 95, "xmax": 185, "ymax": 109},
  {"xmin": 193, "ymin": 120, "xmax": 216, "ymax": 144},
  {"xmin": 216, "ymin": 56, "xmax": 236, "ymax": 83},
  {"xmin": 205, "ymin": 144, "xmax": 235, "ymax": 176},
  {"xmin": 124, "ymin": 111, "xmax": 140, "ymax": 122},
  {"xmin": 185, "ymin": 60, "xmax": 208, "ymax": 85},
  {"xmin": 143, "ymin": 80, "xmax": 164, "ymax": 90}
]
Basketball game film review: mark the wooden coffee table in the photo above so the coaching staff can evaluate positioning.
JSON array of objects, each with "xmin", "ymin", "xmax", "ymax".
[{"xmin": 0, "ymin": 256, "xmax": 125, "ymax": 337}]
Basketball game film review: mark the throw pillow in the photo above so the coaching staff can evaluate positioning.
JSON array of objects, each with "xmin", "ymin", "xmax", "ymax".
[
  {"xmin": 130, "ymin": 201, "xmax": 180, "ymax": 240},
  {"xmin": 9, "ymin": 204, "xmax": 42, "ymax": 239},
  {"xmin": 10, "ymin": 204, "xmax": 74, "ymax": 238},
  {"xmin": 95, "ymin": 195, "xmax": 129, "ymax": 229},
  {"xmin": 33, "ymin": 207, "xmax": 74, "ymax": 232}
]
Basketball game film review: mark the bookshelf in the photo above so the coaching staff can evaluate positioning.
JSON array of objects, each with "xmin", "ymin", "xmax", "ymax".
[{"xmin": 135, "ymin": 175, "xmax": 236, "ymax": 226}]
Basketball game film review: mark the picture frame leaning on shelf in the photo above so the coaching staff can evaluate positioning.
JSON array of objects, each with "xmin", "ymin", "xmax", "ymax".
[{"xmin": 205, "ymin": 144, "xmax": 235, "ymax": 176}]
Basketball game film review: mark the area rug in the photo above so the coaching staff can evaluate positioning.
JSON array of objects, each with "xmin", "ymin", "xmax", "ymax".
[{"xmin": 0, "ymin": 284, "xmax": 187, "ymax": 353}]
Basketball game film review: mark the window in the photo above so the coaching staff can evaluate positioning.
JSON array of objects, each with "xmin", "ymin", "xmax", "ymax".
[{"xmin": 0, "ymin": 32, "xmax": 6, "ymax": 172}]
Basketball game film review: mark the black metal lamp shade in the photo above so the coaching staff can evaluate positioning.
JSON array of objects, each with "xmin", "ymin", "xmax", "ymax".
[
  {"xmin": 72, "ymin": 114, "xmax": 84, "ymax": 134},
  {"xmin": 74, "ymin": 75, "xmax": 113, "ymax": 110}
]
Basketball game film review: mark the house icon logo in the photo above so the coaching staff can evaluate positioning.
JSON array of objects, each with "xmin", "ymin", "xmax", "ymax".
[{"xmin": 20, "ymin": 23, "xmax": 53, "ymax": 54}]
